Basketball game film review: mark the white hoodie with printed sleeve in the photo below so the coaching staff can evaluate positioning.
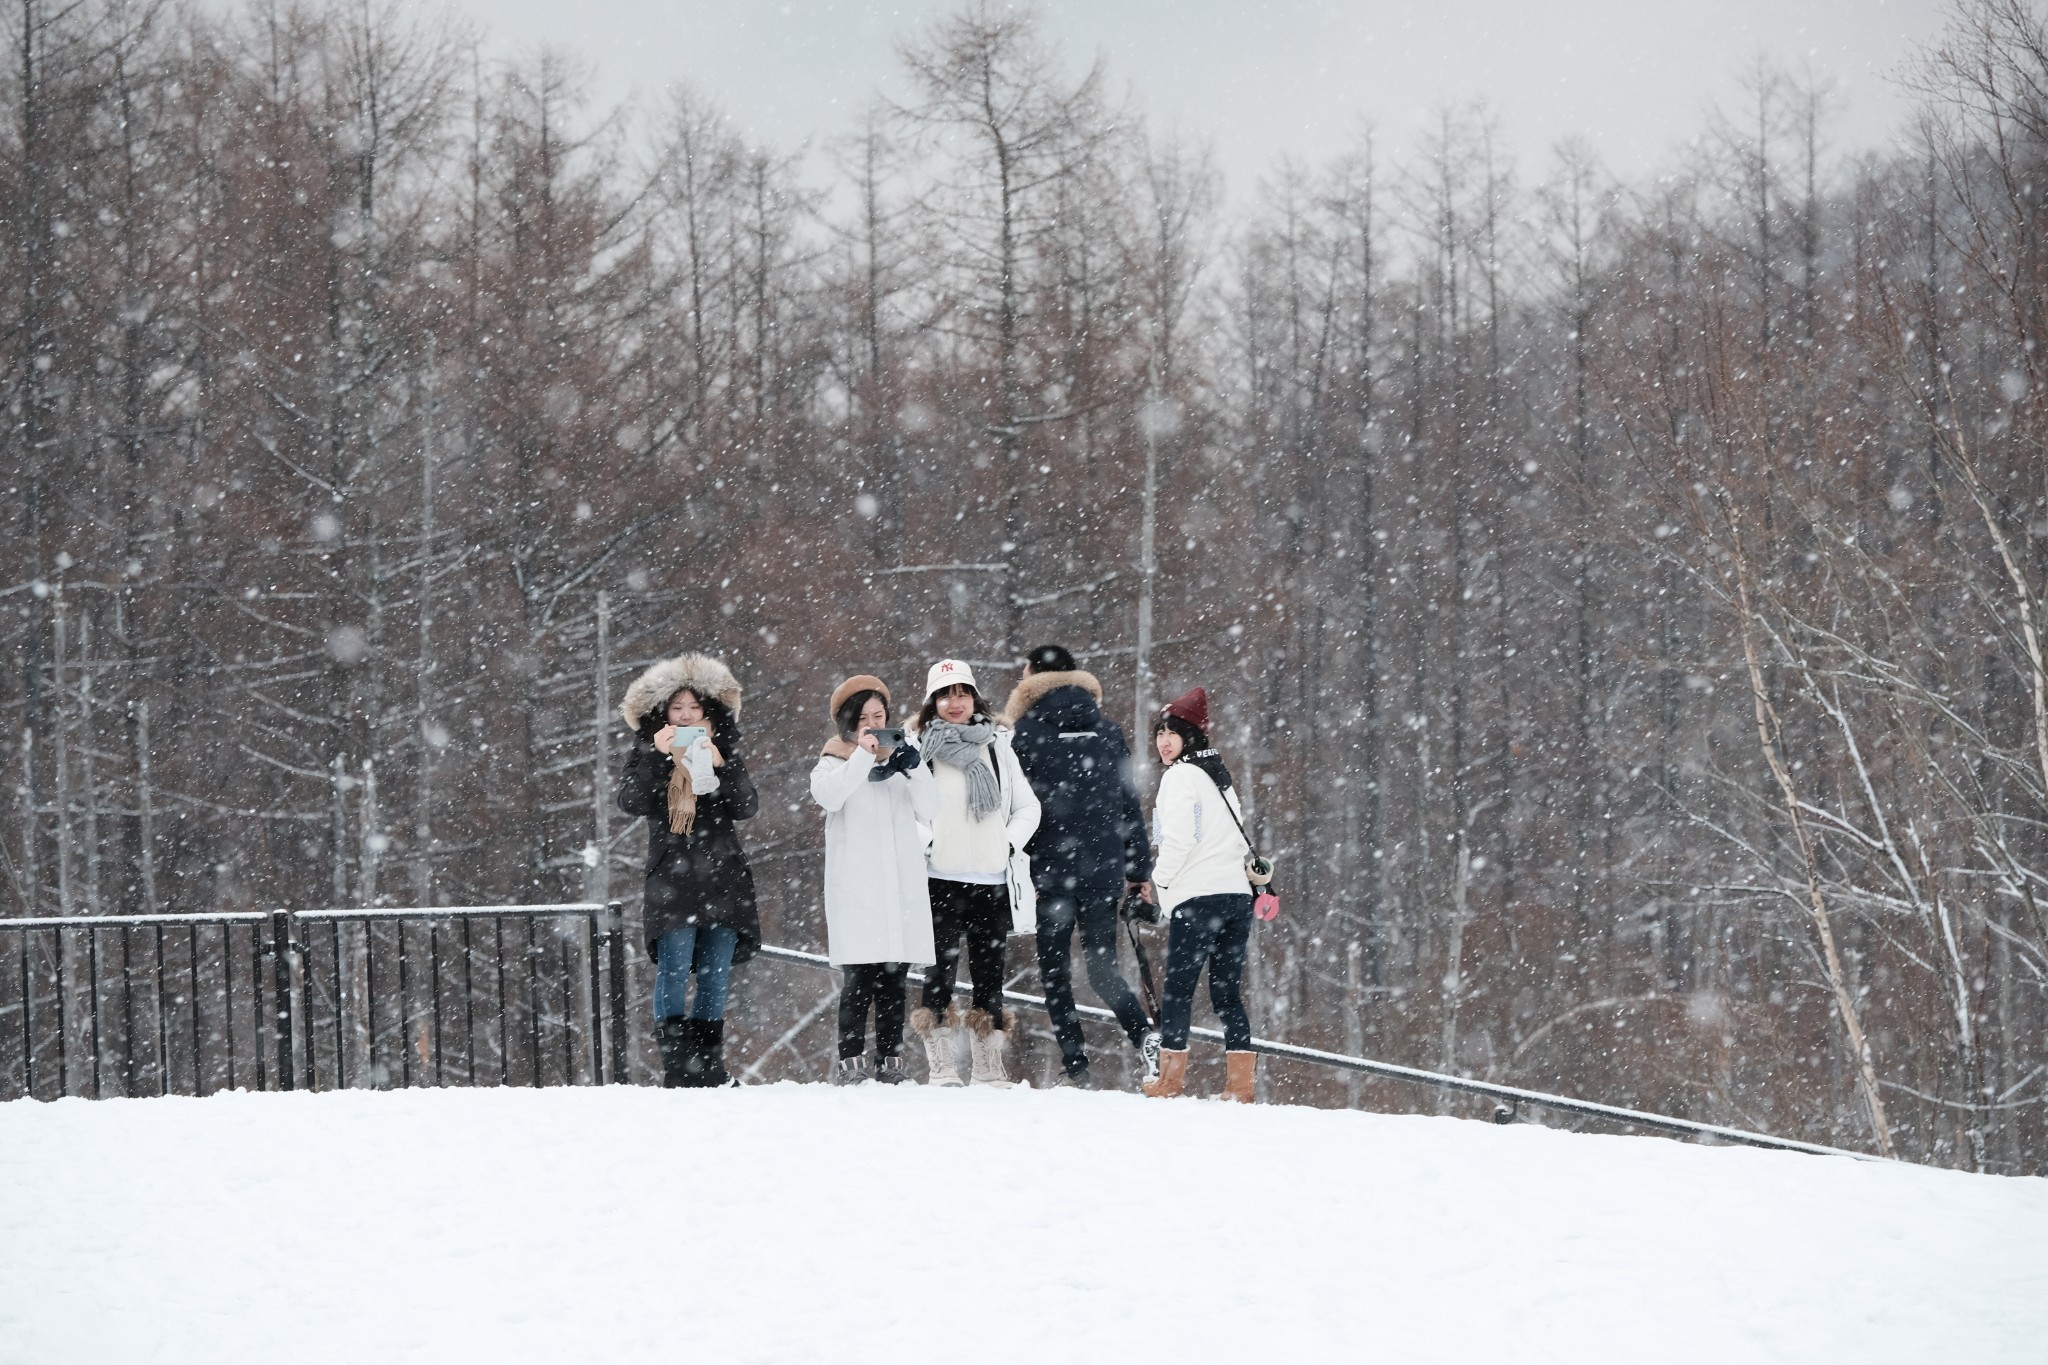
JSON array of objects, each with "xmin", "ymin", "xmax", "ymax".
[{"xmin": 1149, "ymin": 762, "xmax": 1253, "ymax": 914}]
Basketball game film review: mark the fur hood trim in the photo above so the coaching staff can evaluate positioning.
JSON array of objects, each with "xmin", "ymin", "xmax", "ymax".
[
  {"xmin": 620, "ymin": 653, "xmax": 743, "ymax": 733},
  {"xmin": 1002, "ymin": 669, "xmax": 1102, "ymax": 726}
]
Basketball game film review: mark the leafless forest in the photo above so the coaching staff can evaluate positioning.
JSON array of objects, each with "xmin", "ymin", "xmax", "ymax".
[{"xmin": 3, "ymin": 0, "xmax": 2046, "ymax": 1170}]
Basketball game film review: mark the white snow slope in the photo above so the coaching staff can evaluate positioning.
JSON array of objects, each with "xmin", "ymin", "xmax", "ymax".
[{"xmin": 2, "ymin": 1084, "xmax": 2042, "ymax": 1364}]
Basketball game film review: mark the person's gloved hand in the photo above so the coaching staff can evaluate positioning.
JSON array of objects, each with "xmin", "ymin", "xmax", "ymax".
[
  {"xmin": 867, "ymin": 743, "xmax": 922, "ymax": 782},
  {"xmin": 682, "ymin": 736, "xmax": 721, "ymax": 795},
  {"xmin": 1120, "ymin": 884, "xmax": 1163, "ymax": 925}
]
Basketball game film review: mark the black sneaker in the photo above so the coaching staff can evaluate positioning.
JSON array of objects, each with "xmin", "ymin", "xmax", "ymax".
[
  {"xmin": 1051, "ymin": 1065, "xmax": 1094, "ymax": 1090},
  {"xmin": 874, "ymin": 1054, "xmax": 908, "ymax": 1085},
  {"xmin": 832, "ymin": 1056, "xmax": 869, "ymax": 1086},
  {"xmin": 1139, "ymin": 1030, "xmax": 1162, "ymax": 1085}
]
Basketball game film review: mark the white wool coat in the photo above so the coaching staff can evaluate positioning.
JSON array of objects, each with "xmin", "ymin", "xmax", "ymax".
[
  {"xmin": 810, "ymin": 746, "xmax": 941, "ymax": 966},
  {"xmin": 1150, "ymin": 762, "xmax": 1253, "ymax": 913},
  {"xmin": 914, "ymin": 731, "xmax": 1041, "ymax": 883}
]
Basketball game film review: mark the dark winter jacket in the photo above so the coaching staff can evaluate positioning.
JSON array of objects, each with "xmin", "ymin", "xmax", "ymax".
[
  {"xmin": 1002, "ymin": 669, "xmax": 1153, "ymax": 897},
  {"xmin": 616, "ymin": 654, "xmax": 762, "ymax": 965}
]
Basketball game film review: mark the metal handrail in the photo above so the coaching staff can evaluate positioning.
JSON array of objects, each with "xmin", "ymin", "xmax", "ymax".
[
  {"xmin": 748, "ymin": 942, "xmax": 1875, "ymax": 1160},
  {"xmin": 0, "ymin": 912, "xmax": 272, "ymax": 930},
  {"xmin": 294, "ymin": 902, "xmax": 607, "ymax": 924}
]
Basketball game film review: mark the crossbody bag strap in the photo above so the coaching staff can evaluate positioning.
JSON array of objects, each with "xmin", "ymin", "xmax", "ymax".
[{"xmin": 1200, "ymin": 765, "xmax": 1260, "ymax": 858}]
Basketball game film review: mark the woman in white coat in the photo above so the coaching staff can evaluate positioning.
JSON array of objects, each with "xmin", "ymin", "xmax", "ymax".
[
  {"xmin": 1143, "ymin": 686, "xmax": 1259, "ymax": 1102},
  {"xmin": 811, "ymin": 674, "xmax": 939, "ymax": 1085},
  {"xmin": 905, "ymin": 659, "xmax": 1040, "ymax": 1087}
]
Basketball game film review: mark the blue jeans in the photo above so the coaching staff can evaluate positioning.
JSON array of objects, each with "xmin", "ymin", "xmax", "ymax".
[
  {"xmin": 1157, "ymin": 893, "xmax": 1253, "ymax": 1051},
  {"xmin": 653, "ymin": 924, "xmax": 738, "ymax": 1022}
]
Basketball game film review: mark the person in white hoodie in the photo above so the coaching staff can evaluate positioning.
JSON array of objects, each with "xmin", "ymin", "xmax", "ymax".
[
  {"xmin": 1143, "ymin": 687, "xmax": 1258, "ymax": 1102},
  {"xmin": 906, "ymin": 660, "xmax": 1041, "ymax": 1086},
  {"xmin": 811, "ymin": 674, "xmax": 939, "ymax": 1085}
]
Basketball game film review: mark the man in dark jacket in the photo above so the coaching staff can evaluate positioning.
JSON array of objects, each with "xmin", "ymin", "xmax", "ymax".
[{"xmin": 1003, "ymin": 645, "xmax": 1160, "ymax": 1087}]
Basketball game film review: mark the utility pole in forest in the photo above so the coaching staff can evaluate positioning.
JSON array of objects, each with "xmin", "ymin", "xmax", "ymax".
[
  {"xmin": 1134, "ymin": 352, "xmax": 1161, "ymax": 747},
  {"xmin": 587, "ymin": 592, "xmax": 612, "ymax": 907},
  {"xmin": 414, "ymin": 339, "xmax": 440, "ymax": 907}
]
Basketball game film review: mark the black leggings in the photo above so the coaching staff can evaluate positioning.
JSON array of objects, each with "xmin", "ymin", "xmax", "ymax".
[
  {"xmin": 1158, "ymin": 893, "xmax": 1254, "ymax": 1051},
  {"xmin": 838, "ymin": 962, "xmax": 909, "ymax": 1060},
  {"xmin": 1036, "ymin": 890, "xmax": 1153, "ymax": 1070},
  {"xmin": 923, "ymin": 878, "xmax": 1010, "ymax": 1025}
]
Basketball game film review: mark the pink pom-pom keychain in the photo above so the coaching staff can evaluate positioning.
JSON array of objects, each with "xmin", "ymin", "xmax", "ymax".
[{"xmin": 1253, "ymin": 891, "xmax": 1280, "ymax": 922}]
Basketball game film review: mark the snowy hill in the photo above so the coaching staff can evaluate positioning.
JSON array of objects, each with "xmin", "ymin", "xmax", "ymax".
[{"xmin": 2, "ymin": 1086, "xmax": 2042, "ymax": 1364}]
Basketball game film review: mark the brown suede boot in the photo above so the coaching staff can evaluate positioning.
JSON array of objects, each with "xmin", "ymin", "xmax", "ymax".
[
  {"xmin": 1224, "ymin": 1050, "xmax": 1256, "ymax": 1103},
  {"xmin": 1144, "ymin": 1048, "xmax": 1188, "ymax": 1098}
]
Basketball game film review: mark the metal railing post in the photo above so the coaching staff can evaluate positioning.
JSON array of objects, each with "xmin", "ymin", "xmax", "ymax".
[
  {"xmin": 269, "ymin": 909, "xmax": 295, "ymax": 1091},
  {"xmin": 583, "ymin": 907, "xmax": 604, "ymax": 1086},
  {"xmin": 604, "ymin": 901, "xmax": 629, "ymax": 1084}
]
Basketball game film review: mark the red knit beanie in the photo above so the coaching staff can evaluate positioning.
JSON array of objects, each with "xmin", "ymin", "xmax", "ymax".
[{"xmin": 1161, "ymin": 687, "xmax": 1209, "ymax": 734}]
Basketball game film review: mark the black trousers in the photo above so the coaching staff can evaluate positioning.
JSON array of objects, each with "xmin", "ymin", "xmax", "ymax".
[
  {"xmin": 838, "ymin": 962, "xmax": 909, "ymax": 1060},
  {"xmin": 1158, "ymin": 893, "xmax": 1254, "ymax": 1051},
  {"xmin": 923, "ymin": 878, "xmax": 1010, "ymax": 1025},
  {"xmin": 1035, "ymin": 890, "xmax": 1153, "ymax": 1074}
]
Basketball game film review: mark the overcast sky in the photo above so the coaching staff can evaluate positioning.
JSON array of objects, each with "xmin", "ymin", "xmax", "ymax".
[{"xmin": 449, "ymin": 0, "xmax": 1953, "ymax": 197}]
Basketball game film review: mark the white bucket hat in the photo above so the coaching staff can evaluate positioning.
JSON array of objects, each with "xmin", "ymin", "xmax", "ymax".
[{"xmin": 924, "ymin": 658, "xmax": 978, "ymax": 700}]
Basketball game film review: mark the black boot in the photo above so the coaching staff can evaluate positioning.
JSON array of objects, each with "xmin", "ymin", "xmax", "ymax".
[
  {"xmin": 697, "ymin": 1018, "xmax": 731, "ymax": 1087},
  {"xmin": 656, "ymin": 1017, "xmax": 691, "ymax": 1089},
  {"xmin": 676, "ymin": 1018, "xmax": 714, "ymax": 1087}
]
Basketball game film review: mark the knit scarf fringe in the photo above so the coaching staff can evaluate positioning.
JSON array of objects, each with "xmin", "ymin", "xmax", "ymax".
[{"xmin": 667, "ymin": 762, "xmax": 698, "ymax": 836}]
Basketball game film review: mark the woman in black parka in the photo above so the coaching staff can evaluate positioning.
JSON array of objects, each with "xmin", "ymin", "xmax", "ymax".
[{"xmin": 617, "ymin": 653, "xmax": 760, "ymax": 1087}]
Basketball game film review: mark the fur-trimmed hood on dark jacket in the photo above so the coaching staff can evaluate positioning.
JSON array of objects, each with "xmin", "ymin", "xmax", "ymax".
[
  {"xmin": 616, "ymin": 653, "xmax": 759, "ymax": 962},
  {"xmin": 621, "ymin": 653, "xmax": 743, "ymax": 734},
  {"xmin": 1002, "ymin": 668, "xmax": 1100, "ymax": 727}
]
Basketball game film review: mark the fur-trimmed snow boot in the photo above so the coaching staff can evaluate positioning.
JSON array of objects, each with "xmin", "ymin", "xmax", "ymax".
[
  {"xmin": 911, "ymin": 1005, "xmax": 965, "ymax": 1087},
  {"xmin": 1144, "ymin": 1048, "xmax": 1189, "ymax": 1098},
  {"xmin": 1224, "ymin": 1050, "xmax": 1256, "ymax": 1103},
  {"xmin": 965, "ymin": 1008, "xmax": 1013, "ymax": 1088},
  {"xmin": 656, "ymin": 1017, "xmax": 692, "ymax": 1089}
]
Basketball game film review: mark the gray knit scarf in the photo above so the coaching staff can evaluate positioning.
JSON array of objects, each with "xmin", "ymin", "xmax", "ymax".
[{"xmin": 920, "ymin": 718, "xmax": 1003, "ymax": 821}]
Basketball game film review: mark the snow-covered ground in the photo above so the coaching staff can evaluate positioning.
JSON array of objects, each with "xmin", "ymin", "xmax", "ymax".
[{"xmin": 1, "ymin": 1084, "xmax": 2042, "ymax": 1364}]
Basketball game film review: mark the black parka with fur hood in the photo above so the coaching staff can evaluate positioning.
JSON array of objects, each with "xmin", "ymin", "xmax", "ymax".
[
  {"xmin": 617, "ymin": 653, "xmax": 760, "ymax": 964},
  {"xmin": 1003, "ymin": 669, "xmax": 1153, "ymax": 896}
]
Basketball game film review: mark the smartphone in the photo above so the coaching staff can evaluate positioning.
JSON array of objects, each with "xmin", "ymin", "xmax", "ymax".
[
  {"xmin": 867, "ymin": 727, "xmax": 906, "ymax": 750},
  {"xmin": 669, "ymin": 725, "xmax": 708, "ymax": 752}
]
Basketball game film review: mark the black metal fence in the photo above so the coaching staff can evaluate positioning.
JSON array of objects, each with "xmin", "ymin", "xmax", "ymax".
[
  {"xmin": 0, "ymin": 903, "xmax": 629, "ymax": 1100},
  {"xmin": 1, "ymin": 911, "xmax": 275, "ymax": 1099},
  {"xmin": 2, "ymin": 905, "xmax": 1870, "ymax": 1160}
]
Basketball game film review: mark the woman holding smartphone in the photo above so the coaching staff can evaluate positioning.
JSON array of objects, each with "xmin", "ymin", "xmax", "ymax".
[
  {"xmin": 907, "ymin": 659, "xmax": 1039, "ymax": 1087},
  {"xmin": 811, "ymin": 673, "xmax": 939, "ymax": 1084},
  {"xmin": 618, "ymin": 653, "xmax": 760, "ymax": 1088}
]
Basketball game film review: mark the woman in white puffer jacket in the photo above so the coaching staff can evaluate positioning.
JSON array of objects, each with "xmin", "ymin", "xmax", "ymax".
[{"xmin": 906, "ymin": 659, "xmax": 1039, "ymax": 1087}]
